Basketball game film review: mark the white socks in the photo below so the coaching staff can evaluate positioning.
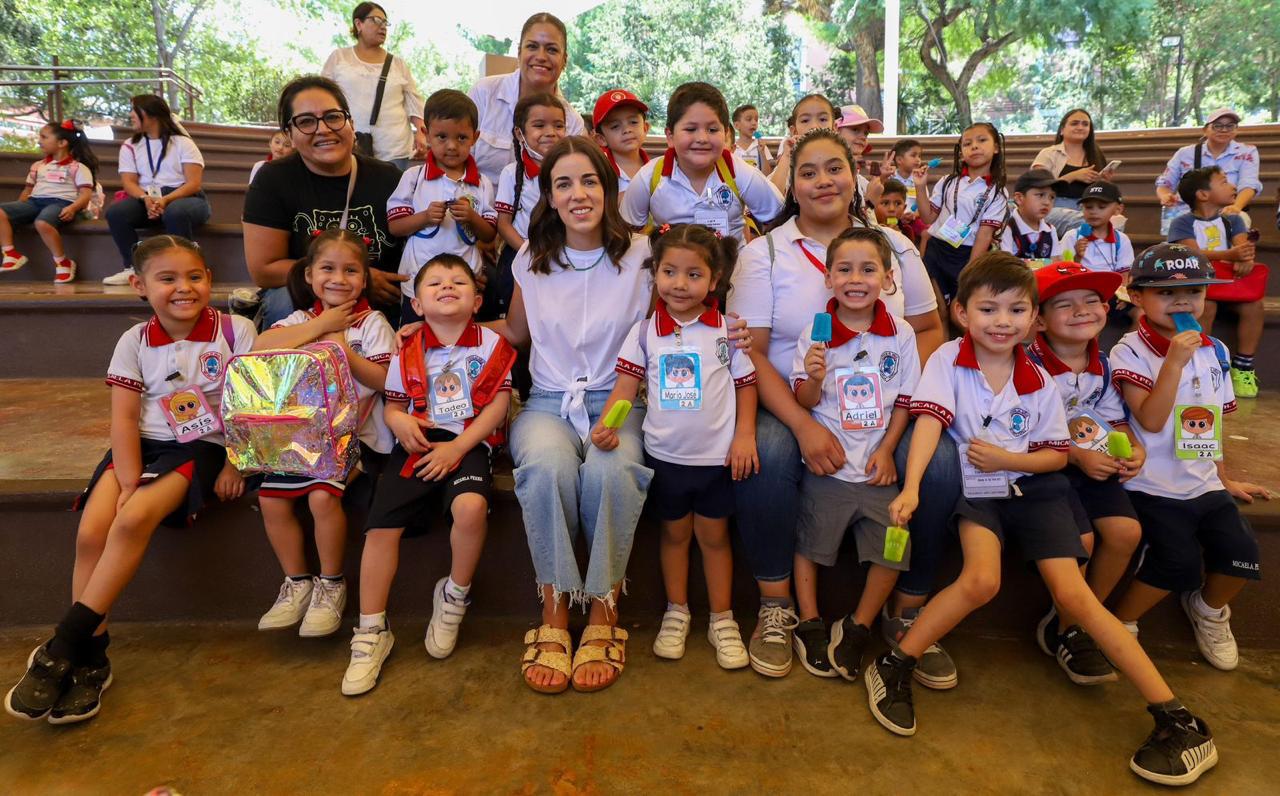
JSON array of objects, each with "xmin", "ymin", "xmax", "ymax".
[
  {"xmin": 1190, "ymin": 590, "xmax": 1226, "ymax": 619},
  {"xmin": 359, "ymin": 612, "xmax": 386, "ymax": 629},
  {"xmin": 445, "ymin": 577, "xmax": 471, "ymax": 602},
  {"xmin": 709, "ymin": 609, "xmax": 733, "ymax": 624},
  {"xmin": 666, "ymin": 602, "xmax": 690, "ymax": 615}
]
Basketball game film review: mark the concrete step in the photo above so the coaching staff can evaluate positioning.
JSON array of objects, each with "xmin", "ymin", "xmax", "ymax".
[
  {"xmin": 0, "ymin": 150, "xmax": 264, "ymax": 185},
  {"xmin": 0, "ymin": 176, "xmax": 246, "ymax": 225}
]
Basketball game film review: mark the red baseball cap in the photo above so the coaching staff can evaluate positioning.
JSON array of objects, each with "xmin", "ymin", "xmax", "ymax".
[
  {"xmin": 1035, "ymin": 261, "xmax": 1123, "ymax": 304},
  {"xmin": 593, "ymin": 89, "xmax": 648, "ymax": 128}
]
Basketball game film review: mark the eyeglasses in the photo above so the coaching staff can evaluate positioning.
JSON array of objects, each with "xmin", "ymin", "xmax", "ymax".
[
  {"xmin": 1210, "ymin": 122, "xmax": 1237, "ymax": 132},
  {"xmin": 288, "ymin": 110, "xmax": 351, "ymax": 135},
  {"xmin": 362, "ymin": 15, "xmax": 389, "ymax": 27}
]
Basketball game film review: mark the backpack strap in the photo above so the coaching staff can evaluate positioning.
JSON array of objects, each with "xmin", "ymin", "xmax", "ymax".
[
  {"xmin": 399, "ymin": 328, "xmax": 429, "ymax": 414},
  {"xmin": 1209, "ymin": 336, "xmax": 1230, "ymax": 374},
  {"xmin": 219, "ymin": 311, "xmax": 235, "ymax": 350},
  {"xmin": 765, "ymin": 231, "xmax": 776, "ymax": 275}
]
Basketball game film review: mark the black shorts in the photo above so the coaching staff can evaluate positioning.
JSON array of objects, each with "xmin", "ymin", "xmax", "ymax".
[
  {"xmin": 1064, "ymin": 465, "xmax": 1138, "ymax": 527},
  {"xmin": 922, "ymin": 241, "xmax": 972, "ymax": 304},
  {"xmin": 644, "ymin": 454, "xmax": 735, "ymax": 521},
  {"xmin": 77, "ymin": 438, "xmax": 227, "ymax": 528},
  {"xmin": 365, "ymin": 431, "xmax": 491, "ymax": 536},
  {"xmin": 1128, "ymin": 489, "xmax": 1262, "ymax": 592},
  {"xmin": 254, "ymin": 443, "xmax": 388, "ymax": 499},
  {"xmin": 952, "ymin": 472, "xmax": 1089, "ymax": 563}
]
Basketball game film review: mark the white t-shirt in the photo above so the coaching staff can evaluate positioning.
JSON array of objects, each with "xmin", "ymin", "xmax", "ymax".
[
  {"xmin": 106, "ymin": 308, "xmax": 257, "ymax": 444},
  {"xmin": 495, "ymin": 154, "xmax": 543, "ymax": 240},
  {"xmin": 118, "ymin": 135, "xmax": 204, "ymax": 191},
  {"xmin": 270, "ymin": 304, "xmax": 396, "ymax": 453},
  {"xmin": 790, "ymin": 300, "xmax": 921, "ymax": 483},
  {"xmin": 999, "ymin": 212, "xmax": 1062, "ymax": 261},
  {"xmin": 620, "ymin": 150, "xmax": 784, "ymax": 243},
  {"xmin": 387, "ymin": 155, "xmax": 497, "ymax": 297},
  {"xmin": 927, "ymin": 172, "xmax": 1007, "ymax": 247},
  {"xmin": 467, "ymin": 70, "xmax": 585, "ymax": 185},
  {"xmin": 1060, "ymin": 227, "xmax": 1135, "ymax": 273},
  {"xmin": 27, "ymin": 156, "xmax": 93, "ymax": 202},
  {"xmin": 322, "ymin": 48, "xmax": 425, "ymax": 162},
  {"xmin": 615, "ymin": 301, "xmax": 756, "ymax": 466},
  {"xmin": 733, "ymin": 140, "xmax": 771, "ymax": 170},
  {"xmin": 1110, "ymin": 319, "xmax": 1236, "ymax": 500},
  {"xmin": 911, "ymin": 336, "xmax": 1068, "ymax": 483},
  {"xmin": 727, "ymin": 216, "xmax": 937, "ymax": 378}
]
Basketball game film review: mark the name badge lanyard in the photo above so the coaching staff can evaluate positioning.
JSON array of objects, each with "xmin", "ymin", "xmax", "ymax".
[
  {"xmin": 412, "ymin": 170, "xmax": 477, "ymax": 246},
  {"xmin": 1086, "ymin": 235, "xmax": 1122, "ymax": 270},
  {"xmin": 145, "ymin": 137, "xmax": 169, "ymax": 193},
  {"xmin": 950, "ymin": 178, "xmax": 996, "ymax": 237}
]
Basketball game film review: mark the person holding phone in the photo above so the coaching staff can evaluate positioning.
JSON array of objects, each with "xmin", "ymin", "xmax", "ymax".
[{"xmin": 1032, "ymin": 109, "xmax": 1116, "ymax": 233}]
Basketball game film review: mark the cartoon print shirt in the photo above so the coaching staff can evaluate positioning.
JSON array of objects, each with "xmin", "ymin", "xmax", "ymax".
[{"xmin": 106, "ymin": 308, "xmax": 257, "ymax": 444}]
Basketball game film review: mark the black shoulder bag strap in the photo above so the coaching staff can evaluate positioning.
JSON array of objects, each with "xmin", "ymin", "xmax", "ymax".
[{"xmin": 369, "ymin": 55, "xmax": 393, "ymax": 127}]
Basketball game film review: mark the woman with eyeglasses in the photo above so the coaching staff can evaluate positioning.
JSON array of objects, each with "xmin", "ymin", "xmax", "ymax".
[
  {"xmin": 321, "ymin": 3, "xmax": 426, "ymax": 170},
  {"xmin": 1156, "ymin": 108, "xmax": 1262, "ymax": 224},
  {"xmin": 467, "ymin": 12, "xmax": 586, "ymax": 186},
  {"xmin": 101, "ymin": 95, "xmax": 212, "ymax": 286},
  {"xmin": 242, "ymin": 75, "xmax": 406, "ymax": 328}
]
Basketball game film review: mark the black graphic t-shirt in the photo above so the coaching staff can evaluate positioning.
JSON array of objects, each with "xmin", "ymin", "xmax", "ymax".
[{"xmin": 243, "ymin": 153, "xmax": 405, "ymax": 273}]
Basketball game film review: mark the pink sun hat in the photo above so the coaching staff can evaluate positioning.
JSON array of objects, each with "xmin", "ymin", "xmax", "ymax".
[{"xmin": 836, "ymin": 104, "xmax": 884, "ymax": 133}]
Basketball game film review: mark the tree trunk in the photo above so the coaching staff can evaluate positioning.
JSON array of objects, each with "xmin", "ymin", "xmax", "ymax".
[{"xmin": 852, "ymin": 23, "xmax": 884, "ymax": 119}]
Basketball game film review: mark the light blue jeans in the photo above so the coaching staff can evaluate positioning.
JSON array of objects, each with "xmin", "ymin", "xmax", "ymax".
[{"xmin": 510, "ymin": 388, "xmax": 653, "ymax": 608}]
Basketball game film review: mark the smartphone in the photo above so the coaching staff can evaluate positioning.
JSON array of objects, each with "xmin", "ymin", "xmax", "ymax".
[{"xmin": 1104, "ymin": 160, "xmax": 1122, "ymax": 173}]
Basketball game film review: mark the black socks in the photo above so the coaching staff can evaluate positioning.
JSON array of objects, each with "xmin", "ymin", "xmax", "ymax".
[{"xmin": 49, "ymin": 602, "xmax": 106, "ymax": 665}]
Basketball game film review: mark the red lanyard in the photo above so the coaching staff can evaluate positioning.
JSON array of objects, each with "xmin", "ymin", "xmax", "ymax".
[{"xmin": 796, "ymin": 240, "xmax": 826, "ymax": 274}]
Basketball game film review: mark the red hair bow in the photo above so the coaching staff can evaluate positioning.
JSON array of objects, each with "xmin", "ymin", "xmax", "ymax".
[
  {"xmin": 60, "ymin": 119, "xmax": 76, "ymax": 130},
  {"xmin": 657, "ymin": 224, "xmax": 671, "ymax": 235}
]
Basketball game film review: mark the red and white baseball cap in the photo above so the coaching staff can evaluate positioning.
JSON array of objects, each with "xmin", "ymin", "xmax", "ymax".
[
  {"xmin": 1035, "ymin": 261, "xmax": 1123, "ymax": 304},
  {"xmin": 593, "ymin": 89, "xmax": 649, "ymax": 128},
  {"xmin": 836, "ymin": 104, "xmax": 884, "ymax": 133}
]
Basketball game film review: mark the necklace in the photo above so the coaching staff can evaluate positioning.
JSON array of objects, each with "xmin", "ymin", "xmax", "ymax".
[{"xmin": 560, "ymin": 247, "xmax": 607, "ymax": 272}]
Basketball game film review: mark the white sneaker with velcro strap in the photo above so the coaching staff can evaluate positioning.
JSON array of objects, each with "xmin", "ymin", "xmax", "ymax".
[
  {"xmin": 424, "ymin": 577, "xmax": 469, "ymax": 659},
  {"xmin": 652, "ymin": 608, "xmax": 691, "ymax": 660}
]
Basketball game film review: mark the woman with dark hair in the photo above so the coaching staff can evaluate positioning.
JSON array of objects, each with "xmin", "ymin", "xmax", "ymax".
[
  {"xmin": 102, "ymin": 95, "xmax": 211, "ymax": 285},
  {"xmin": 467, "ymin": 12, "xmax": 586, "ymax": 185},
  {"xmin": 242, "ymin": 75, "xmax": 405, "ymax": 327},
  {"xmin": 1031, "ymin": 109, "xmax": 1116, "ymax": 232},
  {"xmin": 321, "ymin": 2, "xmax": 426, "ymax": 170}
]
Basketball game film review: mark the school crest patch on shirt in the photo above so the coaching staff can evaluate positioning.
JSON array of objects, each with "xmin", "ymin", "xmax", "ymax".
[
  {"xmin": 880, "ymin": 350, "xmax": 900, "ymax": 382},
  {"xmin": 1009, "ymin": 407, "xmax": 1031, "ymax": 437},
  {"xmin": 198, "ymin": 351, "xmax": 224, "ymax": 381}
]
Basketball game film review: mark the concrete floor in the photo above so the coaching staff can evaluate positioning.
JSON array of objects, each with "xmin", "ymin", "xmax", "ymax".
[{"xmin": 1, "ymin": 620, "xmax": 1277, "ymax": 794}]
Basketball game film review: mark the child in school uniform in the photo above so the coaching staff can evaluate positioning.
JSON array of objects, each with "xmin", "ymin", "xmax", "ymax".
[
  {"xmin": 767, "ymin": 93, "xmax": 838, "ymax": 193},
  {"xmin": 387, "ymin": 89, "xmax": 497, "ymax": 323},
  {"xmin": 1167, "ymin": 167, "xmax": 1266, "ymax": 397},
  {"xmin": 249, "ymin": 130, "xmax": 293, "ymax": 183},
  {"xmin": 4, "ymin": 235, "xmax": 255, "ymax": 725},
  {"xmin": 342, "ymin": 253, "xmax": 515, "ymax": 696},
  {"xmin": 1059, "ymin": 181, "xmax": 1134, "ymax": 275},
  {"xmin": 1110, "ymin": 243, "xmax": 1269, "ymax": 675},
  {"xmin": 873, "ymin": 179, "xmax": 919, "ymax": 247},
  {"xmin": 592, "ymin": 89, "xmax": 651, "ymax": 196},
  {"xmin": 999, "ymin": 169, "xmax": 1062, "ymax": 264},
  {"xmin": 731, "ymin": 104, "xmax": 770, "ymax": 170},
  {"xmin": 621, "ymin": 82, "xmax": 784, "ymax": 244},
  {"xmin": 788, "ymin": 228, "xmax": 921, "ymax": 681},
  {"xmin": 867, "ymin": 252, "xmax": 1221, "ymax": 787},
  {"xmin": 595, "ymin": 223, "xmax": 757, "ymax": 670},
  {"xmin": 1029, "ymin": 263, "xmax": 1145, "ymax": 686}
]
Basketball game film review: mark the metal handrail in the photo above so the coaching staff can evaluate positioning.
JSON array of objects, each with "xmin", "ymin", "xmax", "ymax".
[{"xmin": 0, "ymin": 61, "xmax": 204, "ymax": 121}]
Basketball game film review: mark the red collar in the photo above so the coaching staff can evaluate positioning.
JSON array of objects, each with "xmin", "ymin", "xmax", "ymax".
[
  {"xmin": 145, "ymin": 307, "xmax": 219, "ymax": 346},
  {"xmin": 654, "ymin": 298, "xmax": 722, "ymax": 337},
  {"xmin": 960, "ymin": 166, "xmax": 994, "ymax": 185},
  {"xmin": 1031, "ymin": 333, "xmax": 1104, "ymax": 376},
  {"xmin": 43, "ymin": 155, "xmax": 73, "ymax": 166},
  {"xmin": 521, "ymin": 149, "xmax": 541, "ymax": 180},
  {"xmin": 658, "ymin": 147, "xmax": 733, "ymax": 178},
  {"xmin": 603, "ymin": 146, "xmax": 649, "ymax": 176},
  {"xmin": 954, "ymin": 335, "xmax": 1046, "ymax": 395},
  {"xmin": 425, "ymin": 151, "xmax": 481, "ymax": 186},
  {"xmin": 421, "ymin": 319, "xmax": 483, "ymax": 349},
  {"xmin": 1086, "ymin": 223, "xmax": 1116, "ymax": 244},
  {"xmin": 310, "ymin": 297, "xmax": 371, "ymax": 317},
  {"xmin": 1137, "ymin": 316, "xmax": 1211, "ymax": 357},
  {"xmin": 826, "ymin": 298, "xmax": 897, "ymax": 347}
]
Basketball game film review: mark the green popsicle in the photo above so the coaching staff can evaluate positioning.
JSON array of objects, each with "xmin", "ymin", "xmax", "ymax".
[
  {"xmin": 884, "ymin": 525, "xmax": 910, "ymax": 563},
  {"xmin": 1107, "ymin": 431, "xmax": 1132, "ymax": 459},
  {"xmin": 603, "ymin": 399, "xmax": 632, "ymax": 429}
]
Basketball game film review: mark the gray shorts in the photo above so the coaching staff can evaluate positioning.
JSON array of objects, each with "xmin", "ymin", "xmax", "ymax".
[{"xmin": 797, "ymin": 471, "xmax": 908, "ymax": 570}]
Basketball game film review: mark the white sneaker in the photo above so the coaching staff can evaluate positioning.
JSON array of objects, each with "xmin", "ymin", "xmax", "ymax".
[
  {"xmin": 1180, "ymin": 591, "xmax": 1238, "ymax": 671},
  {"xmin": 652, "ymin": 608, "xmax": 691, "ymax": 660},
  {"xmin": 707, "ymin": 614, "xmax": 749, "ymax": 670},
  {"xmin": 102, "ymin": 268, "xmax": 133, "ymax": 286},
  {"xmin": 257, "ymin": 577, "xmax": 314, "ymax": 630},
  {"xmin": 424, "ymin": 577, "xmax": 469, "ymax": 659},
  {"xmin": 1122, "ymin": 620, "xmax": 1140, "ymax": 640},
  {"xmin": 342, "ymin": 626, "xmax": 394, "ymax": 696},
  {"xmin": 299, "ymin": 577, "xmax": 346, "ymax": 637}
]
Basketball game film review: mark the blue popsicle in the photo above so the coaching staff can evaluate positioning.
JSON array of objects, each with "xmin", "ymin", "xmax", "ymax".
[
  {"xmin": 1078, "ymin": 223, "xmax": 1093, "ymax": 238},
  {"xmin": 753, "ymin": 130, "xmax": 763, "ymax": 139},
  {"xmin": 1172, "ymin": 312, "xmax": 1202, "ymax": 334},
  {"xmin": 927, "ymin": 157, "xmax": 943, "ymax": 168},
  {"xmin": 811, "ymin": 312, "xmax": 833, "ymax": 343}
]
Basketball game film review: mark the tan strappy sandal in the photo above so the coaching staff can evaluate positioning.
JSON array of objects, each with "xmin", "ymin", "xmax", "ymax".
[
  {"xmin": 571, "ymin": 625, "xmax": 628, "ymax": 693},
  {"xmin": 521, "ymin": 625, "xmax": 572, "ymax": 694}
]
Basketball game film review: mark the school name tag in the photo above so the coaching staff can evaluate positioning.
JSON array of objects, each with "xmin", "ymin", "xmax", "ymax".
[
  {"xmin": 1174, "ymin": 404, "xmax": 1222, "ymax": 460},
  {"xmin": 658, "ymin": 348, "xmax": 702, "ymax": 411},
  {"xmin": 835, "ymin": 369, "xmax": 885, "ymax": 430},
  {"xmin": 429, "ymin": 368, "xmax": 475, "ymax": 422},
  {"xmin": 936, "ymin": 216, "xmax": 969, "ymax": 248},
  {"xmin": 160, "ymin": 387, "xmax": 221, "ymax": 442},
  {"xmin": 693, "ymin": 208, "xmax": 730, "ymax": 237},
  {"xmin": 1068, "ymin": 410, "xmax": 1114, "ymax": 453},
  {"xmin": 958, "ymin": 442, "xmax": 1011, "ymax": 499}
]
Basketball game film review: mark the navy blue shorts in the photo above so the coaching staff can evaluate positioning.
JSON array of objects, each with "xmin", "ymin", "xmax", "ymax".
[
  {"xmin": 645, "ymin": 454, "xmax": 735, "ymax": 521},
  {"xmin": 365, "ymin": 431, "xmax": 491, "ymax": 537},
  {"xmin": 77, "ymin": 438, "xmax": 226, "ymax": 528},
  {"xmin": 922, "ymin": 241, "xmax": 972, "ymax": 304},
  {"xmin": 1128, "ymin": 489, "xmax": 1261, "ymax": 591},
  {"xmin": 1064, "ymin": 464, "xmax": 1138, "ymax": 526},
  {"xmin": 952, "ymin": 472, "xmax": 1089, "ymax": 563}
]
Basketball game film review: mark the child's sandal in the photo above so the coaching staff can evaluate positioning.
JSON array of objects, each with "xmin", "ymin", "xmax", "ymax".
[
  {"xmin": 521, "ymin": 625, "xmax": 572, "ymax": 695},
  {"xmin": 571, "ymin": 625, "xmax": 628, "ymax": 693}
]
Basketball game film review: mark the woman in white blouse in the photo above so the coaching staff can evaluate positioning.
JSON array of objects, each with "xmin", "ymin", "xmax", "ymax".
[{"xmin": 321, "ymin": 2, "xmax": 426, "ymax": 169}]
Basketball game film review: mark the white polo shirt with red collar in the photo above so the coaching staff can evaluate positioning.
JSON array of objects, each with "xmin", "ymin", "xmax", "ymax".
[
  {"xmin": 604, "ymin": 145, "xmax": 649, "ymax": 196},
  {"xmin": 927, "ymin": 169, "xmax": 1008, "ymax": 247},
  {"xmin": 387, "ymin": 153, "xmax": 495, "ymax": 298},
  {"xmin": 1110, "ymin": 318, "xmax": 1236, "ymax": 499},
  {"xmin": 271, "ymin": 300, "xmax": 396, "ymax": 453},
  {"xmin": 911, "ymin": 336, "xmax": 1069, "ymax": 482},
  {"xmin": 27, "ymin": 156, "xmax": 93, "ymax": 202},
  {"xmin": 107, "ymin": 307, "xmax": 257, "ymax": 444},
  {"xmin": 1029, "ymin": 334, "xmax": 1128, "ymax": 427},
  {"xmin": 999, "ymin": 212, "xmax": 1062, "ymax": 261},
  {"xmin": 495, "ymin": 150, "xmax": 544, "ymax": 240},
  {"xmin": 383, "ymin": 320, "xmax": 511, "ymax": 443},
  {"xmin": 616, "ymin": 299, "xmax": 756, "ymax": 466},
  {"xmin": 1060, "ymin": 226, "xmax": 1135, "ymax": 274},
  {"xmin": 790, "ymin": 299, "xmax": 920, "ymax": 484},
  {"xmin": 619, "ymin": 148, "xmax": 784, "ymax": 242}
]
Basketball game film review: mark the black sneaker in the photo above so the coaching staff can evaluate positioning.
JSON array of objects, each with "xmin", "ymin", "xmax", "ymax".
[
  {"xmin": 1130, "ymin": 707, "xmax": 1218, "ymax": 786},
  {"xmin": 827, "ymin": 615, "xmax": 871, "ymax": 682},
  {"xmin": 4, "ymin": 644, "xmax": 72, "ymax": 721},
  {"xmin": 865, "ymin": 652, "xmax": 917, "ymax": 736},
  {"xmin": 792, "ymin": 619, "xmax": 838, "ymax": 678},
  {"xmin": 1056, "ymin": 625, "xmax": 1118, "ymax": 686},
  {"xmin": 48, "ymin": 660, "xmax": 112, "ymax": 725},
  {"xmin": 1035, "ymin": 607, "xmax": 1060, "ymax": 657}
]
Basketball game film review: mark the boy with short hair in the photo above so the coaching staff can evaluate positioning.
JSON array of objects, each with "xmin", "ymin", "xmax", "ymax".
[
  {"xmin": 592, "ymin": 89, "xmax": 651, "ymax": 195},
  {"xmin": 1000, "ymin": 169, "xmax": 1062, "ymax": 264},
  {"xmin": 873, "ymin": 180, "xmax": 918, "ymax": 246},
  {"xmin": 731, "ymin": 104, "xmax": 770, "ymax": 171},
  {"xmin": 1060, "ymin": 181, "xmax": 1134, "ymax": 274},
  {"xmin": 1110, "ymin": 243, "xmax": 1269, "ymax": 676},
  {"xmin": 386, "ymin": 89, "xmax": 497, "ymax": 323},
  {"xmin": 864, "ymin": 252, "xmax": 1220, "ymax": 787},
  {"xmin": 1168, "ymin": 167, "xmax": 1266, "ymax": 397}
]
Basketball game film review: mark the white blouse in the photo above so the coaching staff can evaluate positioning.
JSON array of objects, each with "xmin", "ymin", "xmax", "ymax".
[{"xmin": 322, "ymin": 48, "xmax": 425, "ymax": 162}]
